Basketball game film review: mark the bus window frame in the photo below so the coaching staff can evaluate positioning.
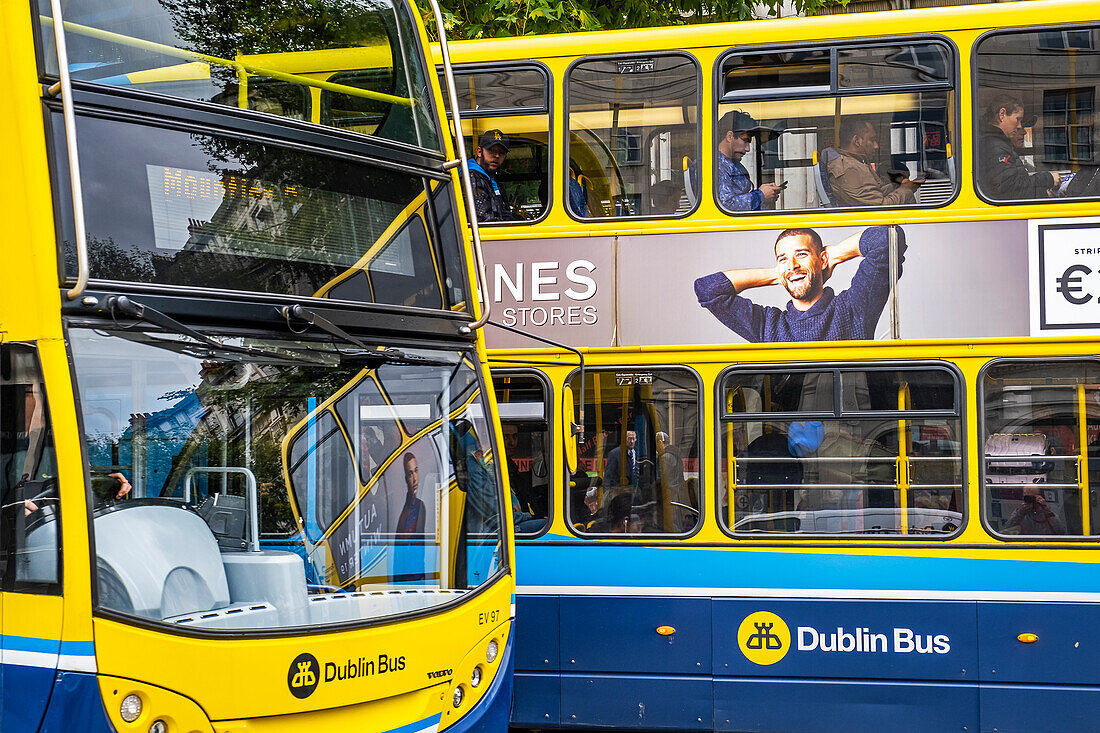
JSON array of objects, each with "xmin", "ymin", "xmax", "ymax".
[
  {"xmin": 714, "ymin": 360, "xmax": 967, "ymax": 542},
  {"xmin": 440, "ymin": 61, "xmax": 554, "ymax": 226},
  {"xmin": 563, "ymin": 50, "xmax": 703, "ymax": 224},
  {"xmin": 977, "ymin": 355, "xmax": 1100, "ymax": 543},
  {"xmin": 44, "ymin": 103, "xmax": 474, "ymax": 329},
  {"xmin": 713, "ymin": 34, "xmax": 961, "ymax": 217},
  {"xmin": 491, "ymin": 368, "xmax": 554, "ymax": 540},
  {"xmin": 563, "ymin": 363, "xmax": 705, "ymax": 541},
  {"xmin": 971, "ymin": 23, "xmax": 1100, "ymax": 207},
  {"xmin": 0, "ymin": 342, "xmax": 64, "ymax": 596}
]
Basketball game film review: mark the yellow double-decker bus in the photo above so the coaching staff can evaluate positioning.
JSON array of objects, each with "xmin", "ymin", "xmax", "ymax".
[
  {"xmin": 0, "ymin": 0, "xmax": 519, "ymax": 731},
  {"xmin": 437, "ymin": 2, "xmax": 1100, "ymax": 731}
]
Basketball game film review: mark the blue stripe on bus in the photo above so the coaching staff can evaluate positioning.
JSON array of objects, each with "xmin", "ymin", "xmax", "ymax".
[
  {"xmin": 2, "ymin": 635, "xmax": 94, "ymax": 656},
  {"xmin": 516, "ymin": 540, "xmax": 1100, "ymax": 594},
  {"xmin": 386, "ymin": 712, "xmax": 442, "ymax": 733}
]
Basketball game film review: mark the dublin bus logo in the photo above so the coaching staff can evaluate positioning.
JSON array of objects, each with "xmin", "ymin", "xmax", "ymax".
[
  {"xmin": 746, "ymin": 621, "xmax": 784, "ymax": 650},
  {"xmin": 738, "ymin": 611, "xmax": 791, "ymax": 666},
  {"xmin": 288, "ymin": 652, "xmax": 320, "ymax": 698}
]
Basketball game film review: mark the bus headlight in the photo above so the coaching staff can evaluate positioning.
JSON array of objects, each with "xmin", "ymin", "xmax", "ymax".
[
  {"xmin": 452, "ymin": 686, "xmax": 465, "ymax": 708},
  {"xmin": 486, "ymin": 639, "xmax": 498, "ymax": 663},
  {"xmin": 120, "ymin": 694, "xmax": 142, "ymax": 723},
  {"xmin": 471, "ymin": 666, "xmax": 482, "ymax": 688},
  {"xmin": 149, "ymin": 721, "xmax": 167, "ymax": 733}
]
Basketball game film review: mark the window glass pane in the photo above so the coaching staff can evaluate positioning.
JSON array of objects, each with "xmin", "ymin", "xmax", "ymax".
[
  {"xmin": 721, "ymin": 50, "xmax": 831, "ymax": 98},
  {"xmin": 0, "ymin": 345, "xmax": 61, "ymax": 593},
  {"xmin": 493, "ymin": 374, "xmax": 550, "ymax": 535},
  {"xmin": 716, "ymin": 91, "xmax": 955, "ymax": 212},
  {"xmin": 70, "ymin": 328, "xmax": 504, "ymax": 630},
  {"xmin": 41, "ymin": 0, "xmax": 440, "ymax": 150},
  {"xmin": 435, "ymin": 67, "xmax": 551, "ymax": 222},
  {"xmin": 441, "ymin": 68, "xmax": 548, "ymax": 113},
  {"xmin": 56, "ymin": 114, "xmax": 465, "ymax": 312},
  {"xmin": 837, "ymin": 44, "xmax": 950, "ymax": 89},
  {"xmin": 568, "ymin": 55, "xmax": 699, "ymax": 218},
  {"xmin": 725, "ymin": 372, "xmax": 835, "ymax": 414},
  {"xmin": 982, "ymin": 361, "xmax": 1100, "ymax": 537},
  {"xmin": 568, "ymin": 369, "xmax": 700, "ymax": 534},
  {"xmin": 840, "ymin": 369, "xmax": 956, "ymax": 412},
  {"xmin": 975, "ymin": 26, "xmax": 1100, "ymax": 201},
  {"xmin": 720, "ymin": 368, "xmax": 962, "ymax": 537},
  {"xmin": 458, "ymin": 118, "xmax": 551, "ymax": 222}
]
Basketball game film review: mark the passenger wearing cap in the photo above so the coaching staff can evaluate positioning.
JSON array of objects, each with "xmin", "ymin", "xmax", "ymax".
[
  {"xmin": 469, "ymin": 129, "xmax": 517, "ymax": 222},
  {"xmin": 716, "ymin": 110, "xmax": 784, "ymax": 211},
  {"xmin": 978, "ymin": 93, "xmax": 1061, "ymax": 199}
]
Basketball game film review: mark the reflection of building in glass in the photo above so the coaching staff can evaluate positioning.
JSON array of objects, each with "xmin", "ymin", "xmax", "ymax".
[{"xmin": 978, "ymin": 27, "xmax": 1099, "ymax": 170}]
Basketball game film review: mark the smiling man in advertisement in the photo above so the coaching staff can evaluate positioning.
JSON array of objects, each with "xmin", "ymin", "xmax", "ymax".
[{"xmin": 694, "ymin": 225, "xmax": 905, "ymax": 343}]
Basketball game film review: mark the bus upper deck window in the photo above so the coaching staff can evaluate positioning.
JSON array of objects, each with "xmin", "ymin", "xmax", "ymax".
[
  {"xmin": 566, "ymin": 54, "xmax": 701, "ymax": 220},
  {"xmin": 437, "ymin": 66, "xmax": 552, "ymax": 223},
  {"xmin": 39, "ymin": 0, "xmax": 441, "ymax": 151},
  {"xmin": 716, "ymin": 40, "xmax": 956, "ymax": 214},
  {"xmin": 975, "ymin": 26, "xmax": 1100, "ymax": 202}
]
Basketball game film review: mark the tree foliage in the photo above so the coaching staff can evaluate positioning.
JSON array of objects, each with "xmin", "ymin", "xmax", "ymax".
[{"xmin": 415, "ymin": 0, "xmax": 848, "ymax": 40}]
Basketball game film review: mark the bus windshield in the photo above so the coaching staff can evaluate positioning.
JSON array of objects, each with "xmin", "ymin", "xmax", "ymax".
[
  {"xmin": 41, "ymin": 0, "xmax": 440, "ymax": 150},
  {"xmin": 68, "ymin": 326, "xmax": 504, "ymax": 632}
]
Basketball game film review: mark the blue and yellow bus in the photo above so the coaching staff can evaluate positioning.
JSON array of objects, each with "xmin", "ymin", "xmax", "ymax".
[
  {"xmin": 442, "ymin": 2, "xmax": 1100, "ymax": 731},
  {"xmin": 0, "ymin": 0, "xmax": 520, "ymax": 730}
]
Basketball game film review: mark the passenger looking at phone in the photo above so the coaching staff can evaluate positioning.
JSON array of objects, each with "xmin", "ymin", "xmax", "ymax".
[
  {"xmin": 978, "ymin": 93, "xmax": 1061, "ymax": 200},
  {"xmin": 827, "ymin": 118, "xmax": 921, "ymax": 207},
  {"xmin": 716, "ymin": 110, "xmax": 784, "ymax": 211}
]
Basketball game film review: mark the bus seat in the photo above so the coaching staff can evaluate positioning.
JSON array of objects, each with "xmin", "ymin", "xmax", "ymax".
[
  {"xmin": 94, "ymin": 502, "xmax": 230, "ymax": 620},
  {"xmin": 814, "ymin": 148, "xmax": 840, "ymax": 207},
  {"xmin": 984, "ymin": 432, "xmax": 1053, "ymax": 484},
  {"xmin": 682, "ymin": 156, "xmax": 698, "ymax": 207}
]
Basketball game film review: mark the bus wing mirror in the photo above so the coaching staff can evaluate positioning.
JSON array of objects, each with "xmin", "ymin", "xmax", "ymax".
[{"xmin": 562, "ymin": 387, "xmax": 579, "ymax": 475}]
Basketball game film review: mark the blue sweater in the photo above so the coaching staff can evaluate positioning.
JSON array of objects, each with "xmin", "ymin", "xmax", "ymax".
[
  {"xmin": 717, "ymin": 152, "xmax": 763, "ymax": 211},
  {"xmin": 694, "ymin": 226, "xmax": 905, "ymax": 343}
]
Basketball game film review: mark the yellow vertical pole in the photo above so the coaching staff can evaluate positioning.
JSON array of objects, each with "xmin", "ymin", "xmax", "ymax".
[
  {"xmin": 1077, "ymin": 383, "xmax": 1091, "ymax": 535},
  {"xmin": 236, "ymin": 63, "xmax": 248, "ymax": 110},
  {"xmin": 897, "ymin": 383, "xmax": 910, "ymax": 535},
  {"xmin": 593, "ymin": 372, "xmax": 604, "ymax": 504},
  {"xmin": 726, "ymin": 389, "xmax": 736, "ymax": 528}
]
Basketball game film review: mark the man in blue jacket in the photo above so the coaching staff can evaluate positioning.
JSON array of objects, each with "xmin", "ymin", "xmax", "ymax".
[
  {"xmin": 716, "ymin": 110, "xmax": 784, "ymax": 211},
  {"xmin": 694, "ymin": 225, "xmax": 905, "ymax": 343},
  {"xmin": 469, "ymin": 129, "xmax": 517, "ymax": 222}
]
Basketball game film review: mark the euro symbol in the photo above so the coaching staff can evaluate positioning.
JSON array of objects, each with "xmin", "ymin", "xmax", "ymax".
[{"xmin": 1057, "ymin": 264, "xmax": 1093, "ymax": 305}]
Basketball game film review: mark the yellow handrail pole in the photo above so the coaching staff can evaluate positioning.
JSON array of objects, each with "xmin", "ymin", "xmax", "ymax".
[
  {"xmin": 1078, "ymin": 383, "xmax": 1091, "ymax": 534},
  {"xmin": 726, "ymin": 388, "xmax": 736, "ymax": 528},
  {"xmin": 594, "ymin": 372, "xmax": 604, "ymax": 505},
  {"xmin": 619, "ymin": 378, "xmax": 629, "ymax": 488},
  {"xmin": 237, "ymin": 66, "xmax": 248, "ymax": 110},
  {"xmin": 42, "ymin": 16, "xmax": 415, "ymax": 107},
  {"xmin": 897, "ymin": 382, "xmax": 910, "ymax": 535}
]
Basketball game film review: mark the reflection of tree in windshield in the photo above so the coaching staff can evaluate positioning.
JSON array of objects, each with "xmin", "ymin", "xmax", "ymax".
[{"xmin": 158, "ymin": 0, "xmax": 390, "ymax": 79}]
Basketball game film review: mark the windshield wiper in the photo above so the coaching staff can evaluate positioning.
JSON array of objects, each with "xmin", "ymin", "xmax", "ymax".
[
  {"xmin": 279, "ymin": 303, "xmax": 454, "ymax": 366},
  {"xmin": 102, "ymin": 295, "xmax": 321, "ymax": 364}
]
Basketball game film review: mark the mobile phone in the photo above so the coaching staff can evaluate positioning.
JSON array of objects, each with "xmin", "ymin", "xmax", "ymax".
[{"xmin": 779, "ymin": 180, "xmax": 789, "ymax": 189}]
